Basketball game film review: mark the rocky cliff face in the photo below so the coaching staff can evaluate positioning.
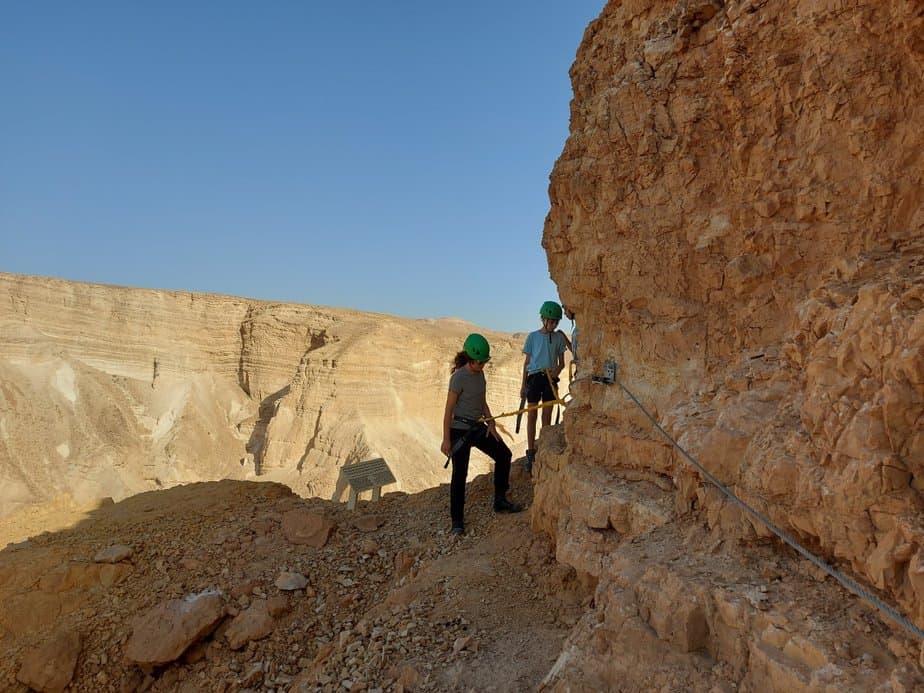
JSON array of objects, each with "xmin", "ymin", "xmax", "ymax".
[
  {"xmin": 536, "ymin": 0, "xmax": 924, "ymax": 688},
  {"xmin": 0, "ymin": 273, "xmax": 526, "ymax": 529}
]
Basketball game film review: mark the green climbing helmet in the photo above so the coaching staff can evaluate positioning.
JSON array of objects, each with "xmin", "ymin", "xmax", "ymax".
[
  {"xmin": 463, "ymin": 333, "xmax": 490, "ymax": 362},
  {"xmin": 540, "ymin": 301, "xmax": 563, "ymax": 320}
]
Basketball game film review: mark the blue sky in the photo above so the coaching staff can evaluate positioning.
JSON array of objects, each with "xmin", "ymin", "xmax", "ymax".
[{"xmin": 1, "ymin": 2, "xmax": 602, "ymax": 333}]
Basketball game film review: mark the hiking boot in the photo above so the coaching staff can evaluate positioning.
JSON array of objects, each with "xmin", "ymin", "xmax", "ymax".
[
  {"xmin": 493, "ymin": 498, "xmax": 524, "ymax": 513},
  {"xmin": 524, "ymin": 449, "xmax": 536, "ymax": 474},
  {"xmin": 450, "ymin": 523, "xmax": 465, "ymax": 536}
]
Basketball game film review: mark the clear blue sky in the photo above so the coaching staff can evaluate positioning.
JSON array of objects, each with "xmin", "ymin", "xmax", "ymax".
[{"xmin": 1, "ymin": 2, "xmax": 602, "ymax": 333}]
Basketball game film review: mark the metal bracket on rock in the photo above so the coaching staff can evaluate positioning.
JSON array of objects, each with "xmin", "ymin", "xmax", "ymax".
[{"xmin": 591, "ymin": 359, "xmax": 618, "ymax": 385}]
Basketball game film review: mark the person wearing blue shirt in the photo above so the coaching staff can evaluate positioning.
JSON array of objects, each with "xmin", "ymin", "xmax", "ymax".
[{"xmin": 520, "ymin": 301, "xmax": 568, "ymax": 473}]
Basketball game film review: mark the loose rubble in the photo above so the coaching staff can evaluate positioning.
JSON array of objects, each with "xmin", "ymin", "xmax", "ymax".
[{"xmin": 1, "ymin": 470, "xmax": 578, "ymax": 692}]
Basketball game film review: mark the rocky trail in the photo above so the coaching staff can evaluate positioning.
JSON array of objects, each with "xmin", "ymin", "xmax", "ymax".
[
  {"xmin": 4, "ymin": 446, "xmax": 923, "ymax": 692},
  {"xmin": 0, "ymin": 462, "xmax": 590, "ymax": 692}
]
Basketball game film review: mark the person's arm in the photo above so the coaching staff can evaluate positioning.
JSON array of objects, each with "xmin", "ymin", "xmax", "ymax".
[
  {"xmin": 554, "ymin": 350, "xmax": 565, "ymax": 379},
  {"xmin": 441, "ymin": 389, "xmax": 459, "ymax": 456},
  {"xmin": 557, "ymin": 328, "xmax": 573, "ymax": 352},
  {"xmin": 551, "ymin": 334, "xmax": 566, "ymax": 378}
]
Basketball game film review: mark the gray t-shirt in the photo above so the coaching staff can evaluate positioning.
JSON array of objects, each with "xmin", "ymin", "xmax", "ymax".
[{"xmin": 448, "ymin": 366, "xmax": 486, "ymax": 429}]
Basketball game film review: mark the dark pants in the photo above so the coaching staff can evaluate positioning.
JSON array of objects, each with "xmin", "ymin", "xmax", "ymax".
[
  {"xmin": 449, "ymin": 426, "xmax": 512, "ymax": 524},
  {"xmin": 525, "ymin": 371, "xmax": 559, "ymax": 404}
]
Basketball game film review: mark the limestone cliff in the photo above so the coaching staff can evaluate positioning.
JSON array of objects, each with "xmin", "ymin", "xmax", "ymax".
[
  {"xmin": 0, "ymin": 273, "xmax": 526, "ymax": 527},
  {"xmin": 536, "ymin": 0, "xmax": 924, "ymax": 689}
]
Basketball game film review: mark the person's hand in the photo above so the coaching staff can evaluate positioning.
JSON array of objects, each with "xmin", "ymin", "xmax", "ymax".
[
  {"xmin": 441, "ymin": 438, "xmax": 451, "ymax": 456},
  {"xmin": 520, "ymin": 384, "xmax": 527, "ymax": 399},
  {"xmin": 486, "ymin": 421, "xmax": 500, "ymax": 441}
]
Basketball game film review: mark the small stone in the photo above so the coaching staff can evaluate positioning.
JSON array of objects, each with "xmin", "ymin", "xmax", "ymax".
[
  {"xmin": 225, "ymin": 600, "xmax": 275, "ymax": 650},
  {"xmin": 94, "ymin": 544, "xmax": 134, "ymax": 563},
  {"xmin": 887, "ymin": 637, "xmax": 908, "ymax": 658},
  {"xmin": 267, "ymin": 594, "xmax": 290, "ymax": 617},
  {"xmin": 275, "ymin": 572, "xmax": 308, "ymax": 591},
  {"xmin": 353, "ymin": 515, "xmax": 384, "ymax": 532},
  {"xmin": 241, "ymin": 662, "xmax": 263, "ymax": 687},
  {"xmin": 119, "ymin": 669, "xmax": 144, "ymax": 693},
  {"xmin": 395, "ymin": 665, "xmax": 419, "ymax": 691},
  {"xmin": 231, "ymin": 579, "xmax": 258, "ymax": 598},
  {"xmin": 361, "ymin": 539, "xmax": 379, "ymax": 554}
]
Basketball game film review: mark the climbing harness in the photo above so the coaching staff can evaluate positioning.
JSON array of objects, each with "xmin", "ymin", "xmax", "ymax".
[
  {"xmin": 443, "ymin": 417, "xmax": 487, "ymax": 469},
  {"xmin": 444, "ymin": 391, "xmax": 572, "ymax": 469},
  {"xmin": 588, "ymin": 359, "xmax": 924, "ymax": 641}
]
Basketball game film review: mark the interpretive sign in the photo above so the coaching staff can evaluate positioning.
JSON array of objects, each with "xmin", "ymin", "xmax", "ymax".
[{"xmin": 332, "ymin": 458, "xmax": 397, "ymax": 510}]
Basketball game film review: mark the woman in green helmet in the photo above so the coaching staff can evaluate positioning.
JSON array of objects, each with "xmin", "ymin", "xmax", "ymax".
[{"xmin": 441, "ymin": 333, "xmax": 523, "ymax": 536}]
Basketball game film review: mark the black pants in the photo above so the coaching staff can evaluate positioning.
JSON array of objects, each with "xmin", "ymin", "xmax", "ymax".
[
  {"xmin": 525, "ymin": 371, "xmax": 559, "ymax": 404},
  {"xmin": 449, "ymin": 426, "xmax": 512, "ymax": 524}
]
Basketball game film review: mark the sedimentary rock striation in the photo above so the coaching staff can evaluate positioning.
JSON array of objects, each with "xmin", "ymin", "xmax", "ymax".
[
  {"xmin": 537, "ymin": 0, "xmax": 924, "ymax": 688},
  {"xmin": 3, "ymin": 2, "xmax": 923, "ymax": 689},
  {"xmin": 0, "ymin": 272, "xmax": 526, "ymax": 528}
]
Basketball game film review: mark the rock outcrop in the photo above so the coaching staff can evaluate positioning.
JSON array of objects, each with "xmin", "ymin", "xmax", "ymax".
[
  {"xmin": 537, "ymin": 0, "xmax": 924, "ymax": 688},
  {"xmin": 0, "ymin": 273, "xmax": 528, "ymax": 540}
]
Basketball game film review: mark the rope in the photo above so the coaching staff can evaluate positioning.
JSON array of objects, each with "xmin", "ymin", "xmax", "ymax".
[{"xmin": 606, "ymin": 373, "xmax": 924, "ymax": 640}]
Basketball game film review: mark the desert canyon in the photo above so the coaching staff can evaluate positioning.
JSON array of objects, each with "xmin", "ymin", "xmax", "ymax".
[
  {"xmin": 2, "ymin": 0, "xmax": 924, "ymax": 692},
  {"xmin": 0, "ymin": 272, "xmax": 529, "ymax": 543}
]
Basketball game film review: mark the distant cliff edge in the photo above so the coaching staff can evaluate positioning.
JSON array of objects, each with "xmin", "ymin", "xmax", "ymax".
[{"xmin": 0, "ymin": 273, "xmax": 526, "ymax": 524}]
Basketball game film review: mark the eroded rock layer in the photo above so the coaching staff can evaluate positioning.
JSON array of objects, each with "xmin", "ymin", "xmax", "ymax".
[
  {"xmin": 0, "ymin": 273, "xmax": 526, "ymax": 532},
  {"xmin": 537, "ymin": 0, "xmax": 924, "ymax": 688}
]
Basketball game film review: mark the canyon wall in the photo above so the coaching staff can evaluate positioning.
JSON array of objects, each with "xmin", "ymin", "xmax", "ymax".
[
  {"xmin": 0, "ymin": 273, "xmax": 527, "ymax": 524},
  {"xmin": 535, "ymin": 0, "xmax": 924, "ymax": 688}
]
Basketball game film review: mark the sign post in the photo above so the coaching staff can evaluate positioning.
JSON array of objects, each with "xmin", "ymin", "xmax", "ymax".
[{"xmin": 332, "ymin": 458, "xmax": 397, "ymax": 510}]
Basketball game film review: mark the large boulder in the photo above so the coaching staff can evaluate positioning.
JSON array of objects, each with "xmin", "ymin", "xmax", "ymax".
[
  {"xmin": 281, "ymin": 509, "xmax": 336, "ymax": 547},
  {"xmin": 15, "ymin": 629, "xmax": 81, "ymax": 693},
  {"xmin": 124, "ymin": 590, "xmax": 225, "ymax": 668}
]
